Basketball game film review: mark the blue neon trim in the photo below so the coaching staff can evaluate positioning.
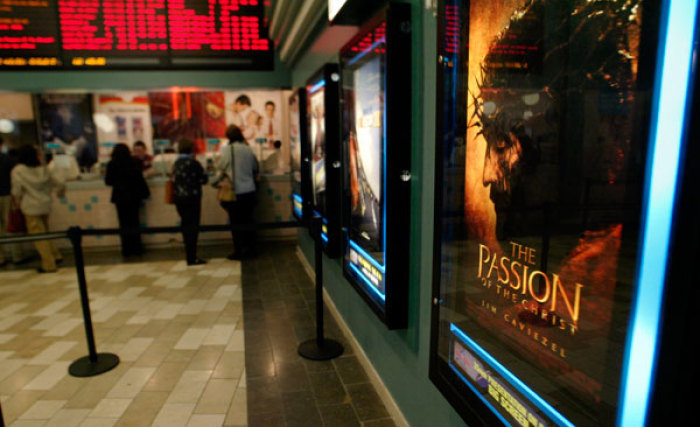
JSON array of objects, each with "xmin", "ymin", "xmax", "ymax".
[
  {"xmin": 618, "ymin": 1, "xmax": 698, "ymax": 426},
  {"xmin": 382, "ymin": 54, "xmax": 387, "ymax": 275},
  {"xmin": 308, "ymin": 79, "xmax": 326, "ymax": 94},
  {"xmin": 320, "ymin": 233, "xmax": 329, "ymax": 244},
  {"xmin": 349, "ymin": 240, "xmax": 385, "ymax": 272},
  {"xmin": 348, "ymin": 262, "xmax": 386, "ymax": 301},
  {"xmin": 448, "ymin": 364, "xmax": 512, "ymax": 427},
  {"xmin": 450, "ymin": 324, "xmax": 575, "ymax": 427},
  {"xmin": 293, "ymin": 206, "xmax": 303, "ymax": 218},
  {"xmin": 293, "ymin": 194, "xmax": 302, "ymax": 203},
  {"xmin": 312, "ymin": 211, "xmax": 328, "ymax": 224},
  {"xmin": 347, "ymin": 37, "xmax": 387, "ymax": 68}
]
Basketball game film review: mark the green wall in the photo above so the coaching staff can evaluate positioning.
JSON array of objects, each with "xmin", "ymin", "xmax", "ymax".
[
  {"xmin": 0, "ymin": 55, "xmax": 291, "ymax": 91},
  {"xmin": 295, "ymin": 2, "xmax": 465, "ymax": 426}
]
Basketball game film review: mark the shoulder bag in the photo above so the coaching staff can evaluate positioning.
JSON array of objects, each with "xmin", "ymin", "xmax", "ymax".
[{"xmin": 217, "ymin": 145, "xmax": 236, "ymax": 202}]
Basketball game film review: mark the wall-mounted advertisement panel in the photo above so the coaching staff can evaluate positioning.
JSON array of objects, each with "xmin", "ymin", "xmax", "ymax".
[
  {"xmin": 306, "ymin": 64, "xmax": 342, "ymax": 257},
  {"xmin": 93, "ymin": 92, "xmax": 152, "ymax": 160},
  {"xmin": 430, "ymin": 0, "xmax": 694, "ymax": 425},
  {"xmin": 341, "ymin": 3, "xmax": 411, "ymax": 329},
  {"xmin": 36, "ymin": 93, "xmax": 98, "ymax": 171},
  {"xmin": 290, "ymin": 88, "xmax": 310, "ymax": 220}
]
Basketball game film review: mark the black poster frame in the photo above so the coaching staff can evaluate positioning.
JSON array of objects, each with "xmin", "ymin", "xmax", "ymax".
[
  {"xmin": 429, "ymin": 0, "xmax": 668, "ymax": 425},
  {"xmin": 306, "ymin": 63, "xmax": 343, "ymax": 257},
  {"xmin": 339, "ymin": 2, "xmax": 411, "ymax": 329}
]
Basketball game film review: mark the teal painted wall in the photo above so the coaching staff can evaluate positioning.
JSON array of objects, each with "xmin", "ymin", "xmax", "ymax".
[
  {"xmin": 295, "ymin": 2, "xmax": 465, "ymax": 426},
  {"xmin": 0, "ymin": 55, "xmax": 291, "ymax": 91}
]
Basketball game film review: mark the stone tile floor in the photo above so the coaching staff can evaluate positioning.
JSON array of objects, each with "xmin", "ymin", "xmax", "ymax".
[
  {"xmin": 241, "ymin": 245, "xmax": 396, "ymax": 427},
  {"xmin": 0, "ymin": 242, "xmax": 396, "ymax": 426}
]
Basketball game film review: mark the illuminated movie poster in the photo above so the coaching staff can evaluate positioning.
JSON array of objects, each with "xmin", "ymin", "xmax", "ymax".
[
  {"xmin": 437, "ymin": 0, "xmax": 648, "ymax": 425},
  {"xmin": 289, "ymin": 91, "xmax": 303, "ymax": 217},
  {"xmin": 93, "ymin": 92, "xmax": 152, "ymax": 159},
  {"xmin": 37, "ymin": 93, "xmax": 98, "ymax": 170},
  {"xmin": 308, "ymin": 86, "xmax": 326, "ymax": 214},
  {"xmin": 349, "ymin": 55, "xmax": 384, "ymax": 256}
]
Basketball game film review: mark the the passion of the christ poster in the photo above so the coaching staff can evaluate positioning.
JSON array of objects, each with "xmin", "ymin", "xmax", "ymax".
[
  {"xmin": 309, "ymin": 85, "xmax": 326, "ymax": 215},
  {"xmin": 348, "ymin": 55, "xmax": 384, "ymax": 258},
  {"xmin": 435, "ymin": 0, "xmax": 648, "ymax": 425}
]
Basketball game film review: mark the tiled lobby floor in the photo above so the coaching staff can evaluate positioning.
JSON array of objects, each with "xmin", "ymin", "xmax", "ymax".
[{"xmin": 0, "ymin": 242, "xmax": 396, "ymax": 426}]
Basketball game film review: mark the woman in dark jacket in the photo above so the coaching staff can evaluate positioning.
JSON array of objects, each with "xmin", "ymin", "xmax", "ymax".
[
  {"xmin": 105, "ymin": 143, "xmax": 150, "ymax": 257},
  {"xmin": 172, "ymin": 138, "xmax": 208, "ymax": 265}
]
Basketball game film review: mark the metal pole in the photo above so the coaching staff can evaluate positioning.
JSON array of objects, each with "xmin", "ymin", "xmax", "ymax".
[
  {"xmin": 67, "ymin": 226, "xmax": 120, "ymax": 377},
  {"xmin": 297, "ymin": 216, "xmax": 343, "ymax": 360},
  {"xmin": 70, "ymin": 226, "xmax": 97, "ymax": 361},
  {"xmin": 314, "ymin": 217, "xmax": 325, "ymax": 345}
]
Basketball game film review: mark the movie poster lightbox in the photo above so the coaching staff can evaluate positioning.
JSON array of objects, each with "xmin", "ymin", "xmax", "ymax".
[
  {"xmin": 289, "ymin": 88, "xmax": 311, "ymax": 221},
  {"xmin": 306, "ymin": 64, "xmax": 342, "ymax": 257},
  {"xmin": 340, "ymin": 3, "xmax": 411, "ymax": 329},
  {"xmin": 430, "ymin": 0, "xmax": 696, "ymax": 425}
]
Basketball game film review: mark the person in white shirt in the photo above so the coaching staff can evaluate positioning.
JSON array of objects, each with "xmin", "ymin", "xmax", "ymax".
[
  {"xmin": 11, "ymin": 145, "xmax": 65, "ymax": 273},
  {"xmin": 261, "ymin": 101, "xmax": 280, "ymax": 146}
]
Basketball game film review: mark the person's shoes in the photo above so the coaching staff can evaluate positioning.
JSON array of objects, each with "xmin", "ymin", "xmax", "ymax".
[
  {"xmin": 55, "ymin": 258, "xmax": 64, "ymax": 265},
  {"xmin": 187, "ymin": 259, "xmax": 207, "ymax": 266},
  {"xmin": 226, "ymin": 252, "xmax": 241, "ymax": 260},
  {"xmin": 37, "ymin": 268, "xmax": 58, "ymax": 273}
]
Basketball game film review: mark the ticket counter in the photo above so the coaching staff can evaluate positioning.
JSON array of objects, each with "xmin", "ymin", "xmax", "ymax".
[{"xmin": 49, "ymin": 174, "xmax": 296, "ymax": 248}]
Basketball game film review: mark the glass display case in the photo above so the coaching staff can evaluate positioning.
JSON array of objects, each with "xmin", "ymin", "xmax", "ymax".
[
  {"xmin": 306, "ymin": 64, "xmax": 343, "ymax": 257},
  {"xmin": 430, "ymin": 0, "xmax": 698, "ymax": 425},
  {"xmin": 340, "ymin": 3, "xmax": 412, "ymax": 329}
]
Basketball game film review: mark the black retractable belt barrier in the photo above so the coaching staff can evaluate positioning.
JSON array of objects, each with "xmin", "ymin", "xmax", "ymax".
[
  {"xmin": 297, "ymin": 216, "xmax": 344, "ymax": 360},
  {"xmin": 66, "ymin": 227, "xmax": 120, "ymax": 377}
]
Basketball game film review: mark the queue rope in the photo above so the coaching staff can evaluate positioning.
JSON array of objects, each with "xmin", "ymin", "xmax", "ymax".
[{"xmin": 0, "ymin": 218, "xmax": 347, "ymax": 382}]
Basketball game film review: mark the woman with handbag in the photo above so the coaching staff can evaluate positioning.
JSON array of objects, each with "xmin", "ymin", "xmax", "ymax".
[
  {"xmin": 11, "ymin": 145, "xmax": 65, "ymax": 273},
  {"xmin": 215, "ymin": 125, "xmax": 259, "ymax": 260},
  {"xmin": 172, "ymin": 138, "xmax": 208, "ymax": 266},
  {"xmin": 105, "ymin": 143, "xmax": 150, "ymax": 257}
]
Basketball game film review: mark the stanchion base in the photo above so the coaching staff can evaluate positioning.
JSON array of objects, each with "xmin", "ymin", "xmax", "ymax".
[
  {"xmin": 298, "ymin": 339, "xmax": 344, "ymax": 361},
  {"xmin": 69, "ymin": 353, "xmax": 120, "ymax": 377}
]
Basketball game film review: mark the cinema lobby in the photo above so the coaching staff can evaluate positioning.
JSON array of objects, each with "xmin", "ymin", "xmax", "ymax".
[{"xmin": 0, "ymin": 0, "xmax": 698, "ymax": 426}]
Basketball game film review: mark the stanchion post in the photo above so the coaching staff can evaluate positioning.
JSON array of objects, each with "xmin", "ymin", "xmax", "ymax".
[
  {"xmin": 1, "ymin": 399, "xmax": 5, "ymax": 427},
  {"xmin": 297, "ymin": 216, "xmax": 344, "ymax": 360},
  {"xmin": 67, "ymin": 226, "xmax": 120, "ymax": 377}
]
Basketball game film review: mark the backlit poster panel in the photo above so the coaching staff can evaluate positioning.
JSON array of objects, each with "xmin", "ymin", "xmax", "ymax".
[
  {"xmin": 309, "ymin": 85, "xmax": 326, "ymax": 214},
  {"xmin": 432, "ymin": 0, "xmax": 659, "ymax": 425},
  {"xmin": 349, "ymin": 55, "xmax": 383, "ymax": 258},
  {"xmin": 37, "ymin": 93, "xmax": 98, "ymax": 170},
  {"xmin": 224, "ymin": 90, "xmax": 286, "ymax": 174},
  {"xmin": 93, "ymin": 92, "xmax": 152, "ymax": 160}
]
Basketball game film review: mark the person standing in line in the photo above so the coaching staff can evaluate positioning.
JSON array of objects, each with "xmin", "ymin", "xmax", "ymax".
[
  {"xmin": 173, "ymin": 138, "xmax": 208, "ymax": 266},
  {"xmin": 11, "ymin": 145, "xmax": 65, "ymax": 273},
  {"xmin": 0, "ymin": 137, "xmax": 26, "ymax": 266},
  {"xmin": 132, "ymin": 140, "xmax": 155, "ymax": 176},
  {"xmin": 216, "ymin": 125, "xmax": 259, "ymax": 260},
  {"xmin": 105, "ymin": 143, "xmax": 150, "ymax": 258}
]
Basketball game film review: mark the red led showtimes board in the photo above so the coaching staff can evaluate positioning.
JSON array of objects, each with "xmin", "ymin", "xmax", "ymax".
[{"xmin": 0, "ymin": 0, "xmax": 272, "ymax": 70}]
